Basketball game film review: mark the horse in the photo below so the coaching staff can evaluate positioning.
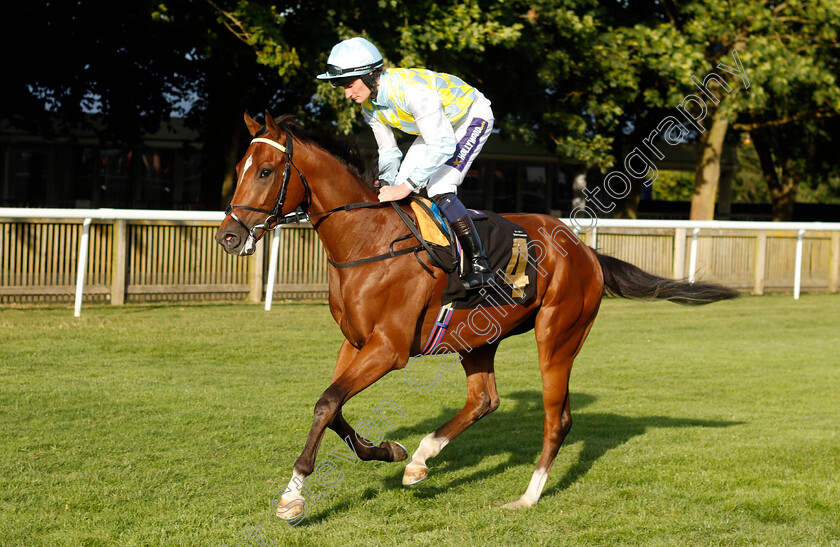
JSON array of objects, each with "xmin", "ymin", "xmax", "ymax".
[{"xmin": 215, "ymin": 112, "xmax": 739, "ymax": 520}]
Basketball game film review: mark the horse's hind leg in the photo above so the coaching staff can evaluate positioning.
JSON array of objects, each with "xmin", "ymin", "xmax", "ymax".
[
  {"xmin": 403, "ymin": 343, "xmax": 500, "ymax": 485},
  {"xmin": 502, "ymin": 376, "xmax": 571, "ymax": 509},
  {"xmin": 503, "ymin": 307, "xmax": 597, "ymax": 509}
]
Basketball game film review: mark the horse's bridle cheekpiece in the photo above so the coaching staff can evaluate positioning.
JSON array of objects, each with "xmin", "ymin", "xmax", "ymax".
[{"xmin": 224, "ymin": 131, "xmax": 311, "ymax": 255}]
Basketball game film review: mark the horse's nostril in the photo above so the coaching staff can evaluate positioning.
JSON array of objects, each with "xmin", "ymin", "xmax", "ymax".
[{"xmin": 217, "ymin": 231, "xmax": 240, "ymax": 251}]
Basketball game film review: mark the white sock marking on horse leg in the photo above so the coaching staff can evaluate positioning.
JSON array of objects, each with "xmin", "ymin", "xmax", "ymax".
[
  {"xmin": 275, "ymin": 469, "xmax": 308, "ymax": 520},
  {"xmin": 403, "ymin": 433, "xmax": 448, "ymax": 485},
  {"xmin": 521, "ymin": 467, "xmax": 548, "ymax": 506},
  {"xmin": 408, "ymin": 433, "xmax": 449, "ymax": 468},
  {"xmin": 502, "ymin": 467, "xmax": 549, "ymax": 509},
  {"xmin": 284, "ymin": 470, "xmax": 306, "ymax": 498}
]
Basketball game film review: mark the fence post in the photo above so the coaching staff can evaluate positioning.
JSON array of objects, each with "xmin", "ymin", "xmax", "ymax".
[
  {"xmin": 673, "ymin": 228, "xmax": 686, "ymax": 279},
  {"xmin": 265, "ymin": 227, "xmax": 283, "ymax": 311},
  {"xmin": 753, "ymin": 231, "xmax": 767, "ymax": 295},
  {"xmin": 248, "ymin": 235, "xmax": 265, "ymax": 304},
  {"xmin": 793, "ymin": 229, "xmax": 805, "ymax": 300},
  {"xmin": 688, "ymin": 228, "xmax": 700, "ymax": 283},
  {"xmin": 110, "ymin": 220, "xmax": 127, "ymax": 305},
  {"xmin": 829, "ymin": 232, "xmax": 840, "ymax": 294},
  {"xmin": 74, "ymin": 218, "xmax": 92, "ymax": 318}
]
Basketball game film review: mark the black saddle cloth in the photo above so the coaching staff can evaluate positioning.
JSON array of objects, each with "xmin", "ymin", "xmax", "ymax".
[{"xmin": 431, "ymin": 210, "xmax": 538, "ymax": 310}]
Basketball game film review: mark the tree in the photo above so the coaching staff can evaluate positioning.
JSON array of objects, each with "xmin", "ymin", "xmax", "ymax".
[
  {"xmin": 1, "ymin": 0, "xmax": 295, "ymax": 209},
  {"xmin": 749, "ymin": 115, "xmax": 840, "ymax": 219},
  {"xmin": 202, "ymin": 0, "xmax": 630, "ymax": 198},
  {"xmin": 29, "ymin": 0, "xmax": 831, "ymax": 215},
  {"xmin": 2, "ymin": 0, "xmax": 199, "ymax": 143},
  {"xmin": 609, "ymin": 0, "xmax": 840, "ymax": 220}
]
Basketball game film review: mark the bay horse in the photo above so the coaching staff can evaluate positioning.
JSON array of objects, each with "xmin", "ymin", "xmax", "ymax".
[{"xmin": 215, "ymin": 112, "xmax": 738, "ymax": 520}]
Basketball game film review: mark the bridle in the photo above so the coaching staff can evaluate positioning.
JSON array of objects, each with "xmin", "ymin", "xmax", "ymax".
[
  {"xmin": 222, "ymin": 129, "xmax": 455, "ymax": 272},
  {"xmin": 224, "ymin": 131, "xmax": 311, "ymax": 254},
  {"xmin": 224, "ymin": 129, "xmax": 387, "ymax": 251}
]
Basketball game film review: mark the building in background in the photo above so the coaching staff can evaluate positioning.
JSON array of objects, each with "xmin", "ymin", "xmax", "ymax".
[
  {"xmin": 11, "ymin": 118, "xmax": 838, "ymax": 221},
  {"xmin": 1, "ymin": 119, "xmax": 203, "ymax": 210},
  {"xmin": 1, "ymin": 118, "xmax": 580, "ymax": 215}
]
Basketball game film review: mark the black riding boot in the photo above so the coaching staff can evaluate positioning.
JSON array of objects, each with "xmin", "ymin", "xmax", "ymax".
[{"xmin": 451, "ymin": 215, "xmax": 495, "ymax": 290}]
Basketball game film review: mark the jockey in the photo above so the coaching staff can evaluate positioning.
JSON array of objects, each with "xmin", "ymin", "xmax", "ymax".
[{"xmin": 317, "ymin": 36, "xmax": 495, "ymax": 290}]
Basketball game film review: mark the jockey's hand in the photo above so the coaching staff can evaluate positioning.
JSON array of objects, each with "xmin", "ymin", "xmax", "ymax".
[{"xmin": 378, "ymin": 182, "xmax": 413, "ymax": 202}]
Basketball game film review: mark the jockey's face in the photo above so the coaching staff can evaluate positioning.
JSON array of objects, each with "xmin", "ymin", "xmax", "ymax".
[{"xmin": 342, "ymin": 78, "xmax": 371, "ymax": 104}]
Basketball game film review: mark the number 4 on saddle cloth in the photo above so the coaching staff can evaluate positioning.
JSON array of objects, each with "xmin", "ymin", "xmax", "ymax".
[{"xmin": 409, "ymin": 198, "xmax": 539, "ymax": 355}]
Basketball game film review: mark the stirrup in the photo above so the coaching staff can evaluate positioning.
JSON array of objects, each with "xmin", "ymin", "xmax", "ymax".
[
  {"xmin": 462, "ymin": 270, "xmax": 496, "ymax": 290},
  {"xmin": 461, "ymin": 257, "xmax": 496, "ymax": 290}
]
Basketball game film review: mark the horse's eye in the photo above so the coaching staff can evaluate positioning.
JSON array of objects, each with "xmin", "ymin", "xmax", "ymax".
[{"xmin": 259, "ymin": 168, "xmax": 272, "ymax": 179}]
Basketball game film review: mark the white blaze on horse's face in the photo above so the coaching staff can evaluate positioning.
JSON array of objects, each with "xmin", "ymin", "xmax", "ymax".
[
  {"xmin": 234, "ymin": 152, "xmax": 258, "ymax": 256},
  {"xmin": 238, "ymin": 153, "xmax": 254, "ymax": 189}
]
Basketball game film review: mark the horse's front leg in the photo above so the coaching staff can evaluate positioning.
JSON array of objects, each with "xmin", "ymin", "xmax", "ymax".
[
  {"xmin": 329, "ymin": 410, "xmax": 408, "ymax": 461},
  {"xmin": 325, "ymin": 341, "xmax": 408, "ymax": 463},
  {"xmin": 275, "ymin": 336, "xmax": 405, "ymax": 521}
]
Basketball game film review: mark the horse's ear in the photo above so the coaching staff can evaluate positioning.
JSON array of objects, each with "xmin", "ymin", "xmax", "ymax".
[
  {"xmin": 244, "ymin": 111, "xmax": 262, "ymax": 137},
  {"xmin": 264, "ymin": 110, "xmax": 280, "ymax": 137}
]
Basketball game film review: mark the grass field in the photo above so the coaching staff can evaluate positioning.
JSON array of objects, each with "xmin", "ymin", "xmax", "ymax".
[{"xmin": 1, "ymin": 294, "xmax": 838, "ymax": 546}]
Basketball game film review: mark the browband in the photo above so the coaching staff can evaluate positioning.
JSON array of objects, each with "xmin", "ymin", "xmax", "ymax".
[{"xmin": 251, "ymin": 137, "xmax": 287, "ymax": 153}]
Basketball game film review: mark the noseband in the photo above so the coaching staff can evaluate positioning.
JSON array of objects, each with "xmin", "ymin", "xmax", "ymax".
[{"xmin": 224, "ymin": 131, "xmax": 311, "ymax": 253}]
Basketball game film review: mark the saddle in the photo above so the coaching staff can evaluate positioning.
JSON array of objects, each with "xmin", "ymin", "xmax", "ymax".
[{"xmin": 325, "ymin": 196, "xmax": 537, "ymax": 320}]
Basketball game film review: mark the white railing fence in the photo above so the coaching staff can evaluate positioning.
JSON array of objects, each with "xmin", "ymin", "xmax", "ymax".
[{"xmin": 1, "ymin": 208, "xmax": 839, "ymax": 316}]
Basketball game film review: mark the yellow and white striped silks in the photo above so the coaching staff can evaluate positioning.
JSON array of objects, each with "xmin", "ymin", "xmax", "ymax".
[{"xmin": 362, "ymin": 68, "xmax": 476, "ymax": 135}]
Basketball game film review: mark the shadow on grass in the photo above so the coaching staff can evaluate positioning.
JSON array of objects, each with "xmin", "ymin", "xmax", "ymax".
[
  {"xmin": 389, "ymin": 390, "xmax": 740, "ymax": 500},
  {"xmin": 298, "ymin": 390, "xmax": 742, "ymax": 524}
]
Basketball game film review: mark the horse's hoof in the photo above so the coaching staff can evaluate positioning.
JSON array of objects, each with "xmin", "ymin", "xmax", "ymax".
[
  {"xmin": 502, "ymin": 496, "xmax": 535, "ymax": 510},
  {"xmin": 402, "ymin": 464, "xmax": 429, "ymax": 485},
  {"xmin": 383, "ymin": 441, "xmax": 408, "ymax": 462},
  {"xmin": 275, "ymin": 496, "xmax": 305, "ymax": 520}
]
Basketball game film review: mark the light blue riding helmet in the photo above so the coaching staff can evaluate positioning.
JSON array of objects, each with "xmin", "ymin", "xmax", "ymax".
[{"xmin": 316, "ymin": 37, "xmax": 384, "ymax": 87}]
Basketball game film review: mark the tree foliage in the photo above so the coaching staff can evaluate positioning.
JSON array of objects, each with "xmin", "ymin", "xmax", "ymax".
[
  {"xmin": 2, "ymin": 0, "xmax": 201, "ymax": 143},
  {"xmin": 606, "ymin": 0, "xmax": 840, "ymax": 219},
  {"xmin": 5, "ymin": 0, "xmax": 839, "ymax": 214},
  {"xmin": 207, "ymin": 0, "xmax": 840, "ymax": 218}
]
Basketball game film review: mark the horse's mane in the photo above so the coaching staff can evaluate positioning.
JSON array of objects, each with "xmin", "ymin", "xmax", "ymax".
[{"xmin": 264, "ymin": 114, "xmax": 377, "ymax": 187}]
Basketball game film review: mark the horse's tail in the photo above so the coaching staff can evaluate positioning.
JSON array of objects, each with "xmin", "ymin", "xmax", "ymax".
[{"xmin": 595, "ymin": 251, "xmax": 740, "ymax": 305}]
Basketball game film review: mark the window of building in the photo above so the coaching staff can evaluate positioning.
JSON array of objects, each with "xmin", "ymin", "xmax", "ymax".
[
  {"xmin": 522, "ymin": 165, "xmax": 548, "ymax": 213},
  {"xmin": 4, "ymin": 148, "xmax": 49, "ymax": 206},
  {"xmin": 178, "ymin": 147, "xmax": 203, "ymax": 208},
  {"xmin": 139, "ymin": 149, "xmax": 174, "ymax": 209},
  {"xmin": 97, "ymin": 148, "xmax": 131, "ymax": 207},
  {"xmin": 492, "ymin": 161, "xmax": 519, "ymax": 213},
  {"xmin": 459, "ymin": 163, "xmax": 487, "ymax": 210},
  {"xmin": 552, "ymin": 167, "xmax": 576, "ymax": 214}
]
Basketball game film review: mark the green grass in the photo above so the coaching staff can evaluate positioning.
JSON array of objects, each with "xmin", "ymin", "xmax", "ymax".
[{"xmin": 1, "ymin": 294, "xmax": 838, "ymax": 546}]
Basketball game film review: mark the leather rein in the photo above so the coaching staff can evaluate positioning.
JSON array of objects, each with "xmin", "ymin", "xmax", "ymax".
[{"xmin": 223, "ymin": 132, "xmax": 455, "ymax": 273}]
